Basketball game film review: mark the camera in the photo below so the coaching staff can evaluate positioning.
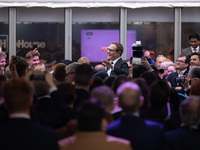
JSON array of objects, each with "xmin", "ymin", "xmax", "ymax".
[
  {"xmin": 30, "ymin": 71, "xmax": 45, "ymax": 81},
  {"xmin": 130, "ymin": 41, "xmax": 144, "ymax": 65},
  {"xmin": 174, "ymin": 76, "xmax": 185, "ymax": 83}
]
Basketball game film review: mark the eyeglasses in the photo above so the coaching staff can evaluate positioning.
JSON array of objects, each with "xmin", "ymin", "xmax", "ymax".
[
  {"xmin": 107, "ymin": 48, "xmax": 117, "ymax": 52},
  {"xmin": 66, "ymin": 72, "xmax": 75, "ymax": 77},
  {"xmin": 176, "ymin": 60, "xmax": 185, "ymax": 63}
]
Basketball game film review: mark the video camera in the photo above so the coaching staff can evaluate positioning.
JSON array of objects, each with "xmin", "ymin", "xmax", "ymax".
[{"xmin": 130, "ymin": 41, "xmax": 144, "ymax": 65}]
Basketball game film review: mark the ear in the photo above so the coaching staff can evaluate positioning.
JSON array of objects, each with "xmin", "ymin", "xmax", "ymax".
[
  {"xmin": 28, "ymin": 97, "xmax": 33, "ymax": 107},
  {"xmin": 139, "ymin": 96, "xmax": 144, "ymax": 107},
  {"xmin": 101, "ymin": 118, "xmax": 107, "ymax": 132},
  {"xmin": 89, "ymin": 78, "xmax": 93, "ymax": 86}
]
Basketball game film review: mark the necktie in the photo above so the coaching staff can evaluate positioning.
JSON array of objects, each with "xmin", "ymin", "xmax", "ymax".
[{"xmin": 194, "ymin": 49, "xmax": 197, "ymax": 52}]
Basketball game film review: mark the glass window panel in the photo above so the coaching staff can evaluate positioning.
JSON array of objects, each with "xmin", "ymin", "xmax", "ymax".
[
  {"xmin": 16, "ymin": 8, "xmax": 64, "ymax": 65},
  {"xmin": 72, "ymin": 8, "xmax": 119, "ymax": 64},
  {"xmin": 182, "ymin": 8, "xmax": 200, "ymax": 50},
  {"xmin": 128, "ymin": 8, "xmax": 174, "ymax": 61}
]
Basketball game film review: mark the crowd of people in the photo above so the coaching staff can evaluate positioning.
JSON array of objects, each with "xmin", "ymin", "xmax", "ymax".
[{"xmin": 0, "ymin": 36, "xmax": 200, "ymax": 150}]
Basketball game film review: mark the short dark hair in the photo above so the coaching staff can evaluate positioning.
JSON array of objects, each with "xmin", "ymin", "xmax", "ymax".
[
  {"xmin": 78, "ymin": 98, "xmax": 105, "ymax": 131},
  {"xmin": 75, "ymin": 64, "xmax": 93, "ymax": 86},
  {"xmin": 57, "ymin": 83, "xmax": 75, "ymax": 105},
  {"xmin": 149, "ymin": 79, "xmax": 170, "ymax": 109},
  {"xmin": 190, "ymin": 52, "xmax": 200, "ymax": 61},
  {"xmin": 53, "ymin": 63, "xmax": 67, "ymax": 82},
  {"xmin": 189, "ymin": 33, "xmax": 200, "ymax": 40}
]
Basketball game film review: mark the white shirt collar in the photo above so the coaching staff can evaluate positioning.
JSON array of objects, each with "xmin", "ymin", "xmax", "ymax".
[
  {"xmin": 10, "ymin": 113, "xmax": 30, "ymax": 119},
  {"xmin": 191, "ymin": 46, "xmax": 199, "ymax": 52},
  {"xmin": 112, "ymin": 57, "xmax": 121, "ymax": 65}
]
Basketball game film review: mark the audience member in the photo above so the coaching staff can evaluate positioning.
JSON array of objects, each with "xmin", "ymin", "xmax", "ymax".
[
  {"xmin": 168, "ymin": 64, "xmax": 176, "ymax": 76},
  {"xmin": 0, "ymin": 78, "xmax": 59, "ymax": 150},
  {"xmin": 107, "ymin": 81, "xmax": 165, "ymax": 150},
  {"xmin": 102, "ymin": 42, "xmax": 129, "ymax": 76},
  {"xmin": 65, "ymin": 62, "xmax": 80, "ymax": 84},
  {"xmin": 156, "ymin": 55, "xmax": 167, "ymax": 69},
  {"xmin": 167, "ymin": 54, "xmax": 190, "ymax": 93},
  {"xmin": 0, "ymin": 51, "xmax": 7, "ymax": 74},
  {"xmin": 94, "ymin": 64, "xmax": 106, "ymax": 71},
  {"xmin": 160, "ymin": 61, "xmax": 174, "ymax": 79},
  {"xmin": 26, "ymin": 48, "xmax": 40, "ymax": 69},
  {"xmin": 74, "ymin": 63, "xmax": 93, "ymax": 108},
  {"xmin": 182, "ymin": 33, "xmax": 200, "ymax": 56},
  {"xmin": 77, "ymin": 56, "xmax": 90, "ymax": 64},
  {"xmin": 165, "ymin": 96, "xmax": 200, "ymax": 150},
  {"xmin": 53, "ymin": 63, "xmax": 67, "ymax": 84},
  {"xmin": 59, "ymin": 98, "xmax": 132, "ymax": 150},
  {"xmin": 190, "ymin": 52, "xmax": 200, "ymax": 67}
]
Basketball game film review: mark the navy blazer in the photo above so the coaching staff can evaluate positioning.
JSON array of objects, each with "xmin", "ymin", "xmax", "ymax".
[
  {"xmin": 165, "ymin": 126, "xmax": 200, "ymax": 150},
  {"xmin": 0, "ymin": 118, "xmax": 59, "ymax": 150},
  {"xmin": 107, "ymin": 115, "xmax": 165, "ymax": 150},
  {"xmin": 110, "ymin": 58, "xmax": 129, "ymax": 76},
  {"xmin": 167, "ymin": 69, "xmax": 189, "ymax": 93}
]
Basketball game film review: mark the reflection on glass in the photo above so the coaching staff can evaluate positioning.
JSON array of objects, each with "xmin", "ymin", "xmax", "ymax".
[
  {"xmin": 128, "ymin": 22, "xmax": 174, "ymax": 61},
  {"xmin": 72, "ymin": 23, "xmax": 119, "ymax": 63},
  {"xmin": 16, "ymin": 22, "xmax": 64, "ymax": 64}
]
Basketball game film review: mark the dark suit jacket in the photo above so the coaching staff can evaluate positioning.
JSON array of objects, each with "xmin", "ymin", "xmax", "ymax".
[
  {"xmin": 167, "ymin": 69, "xmax": 189, "ymax": 93},
  {"xmin": 181, "ymin": 47, "xmax": 192, "ymax": 56},
  {"xmin": 110, "ymin": 58, "xmax": 129, "ymax": 76},
  {"xmin": 35, "ymin": 90, "xmax": 71, "ymax": 129},
  {"xmin": 0, "ymin": 118, "xmax": 59, "ymax": 150},
  {"xmin": 107, "ymin": 114, "xmax": 165, "ymax": 150},
  {"xmin": 165, "ymin": 126, "xmax": 200, "ymax": 150}
]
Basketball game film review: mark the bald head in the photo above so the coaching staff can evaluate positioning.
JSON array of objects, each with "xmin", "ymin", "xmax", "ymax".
[{"xmin": 117, "ymin": 82, "xmax": 142, "ymax": 113}]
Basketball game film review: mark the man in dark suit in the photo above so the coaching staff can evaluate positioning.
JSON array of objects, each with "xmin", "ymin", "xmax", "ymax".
[
  {"xmin": 165, "ymin": 95, "xmax": 200, "ymax": 150},
  {"xmin": 167, "ymin": 54, "xmax": 190, "ymax": 93},
  {"xmin": 0, "ymin": 78, "xmax": 59, "ymax": 150},
  {"xmin": 107, "ymin": 81, "xmax": 165, "ymax": 150},
  {"xmin": 182, "ymin": 33, "xmax": 200, "ymax": 56},
  {"xmin": 102, "ymin": 42, "xmax": 129, "ymax": 76}
]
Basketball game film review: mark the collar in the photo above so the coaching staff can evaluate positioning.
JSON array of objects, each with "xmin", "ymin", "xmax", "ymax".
[
  {"xmin": 178, "ymin": 69, "xmax": 187, "ymax": 77},
  {"xmin": 10, "ymin": 113, "xmax": 31, "ymax": 119},
  {"xmin": 191, "ymin": 46, "xmax": 199, "ymax": 52},
  {"xmin": 112, "ymin": 57, "xmax": 121, "ymax": 65},
  {"xmin": 122, "ymin": 112, "xmax": 140, "ymax": 117}
]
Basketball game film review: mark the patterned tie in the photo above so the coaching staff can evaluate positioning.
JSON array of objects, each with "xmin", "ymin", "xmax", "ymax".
[{"xmin": 194, "ymin": 48, "xmax": 197, "ymax": 52}]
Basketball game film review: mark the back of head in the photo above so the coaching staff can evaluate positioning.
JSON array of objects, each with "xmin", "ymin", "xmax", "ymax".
[
  {"xmin": 188, "ymin": 66, "xmax": 200, "ymax": 79},
  {"xmin": 189, "ymin": 33, "xmax": 200, "ymax": 40},
  {"xmin": 103, "ymin": 75, "xmax": 116, "ymax": 88},
  {"xmin": 140, "ymin": 71, "xmax": 158, "ymax": 88},
  {"xmin": 57, "ymin": 83, "xmax": 75, "ymax": 105},
  {"xmin": 16, "ymin": 56, "xmax": 29, "ymax": 77},
  {"xmin": 77, "ymin": 57, "xmax": 90, "ymax": 64},
  {"xmin": 149, "ymin": 79, "xmax": 170, "ymax": 109},
  {"xmin": 53, "ymin": 63, "xmax": 67, "ymax": 82},
  {"xmin": 2, "ymin": 78, "xmax": 33, "ymax": 113},
  {"xmin": 132, "ymin": 64, "xmax": 147, "ymax": 79},
  {"xmin": 91, "ymin": 85, "xmax": 115, "ymax": 113},
  {"xmin": 113, "ymin": 74, "xmax": 129, "ymax": 94},
  {"xmin": 33, "ymin": 81, "xmax": 49, "ymax": 98},
  {"xmin": 65, "ymin": 62, "xmax": 80, "ymax": 73},
  {"xmin": 117, "ymin": 81, "xmax": 141, "ymax": 113},
  {"xmin": 75, "ymin": 63, "xmax": 94, "ymax": 86},
  {"xmin": 190, "ymin": 81, "xmax": 200, "ymax": 96},
  {"xmin": 78, "ymin": 98, "xmax": 105, "ymax": 131},
  {"xmin": 180, "ymin": 96, "xmax": 200, "ymax": 126}
]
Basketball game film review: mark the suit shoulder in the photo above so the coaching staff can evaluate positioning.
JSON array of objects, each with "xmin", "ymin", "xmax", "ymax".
[{"xmin": 144, "ymin": 119, "xmax": 163, "ymax": 129}]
